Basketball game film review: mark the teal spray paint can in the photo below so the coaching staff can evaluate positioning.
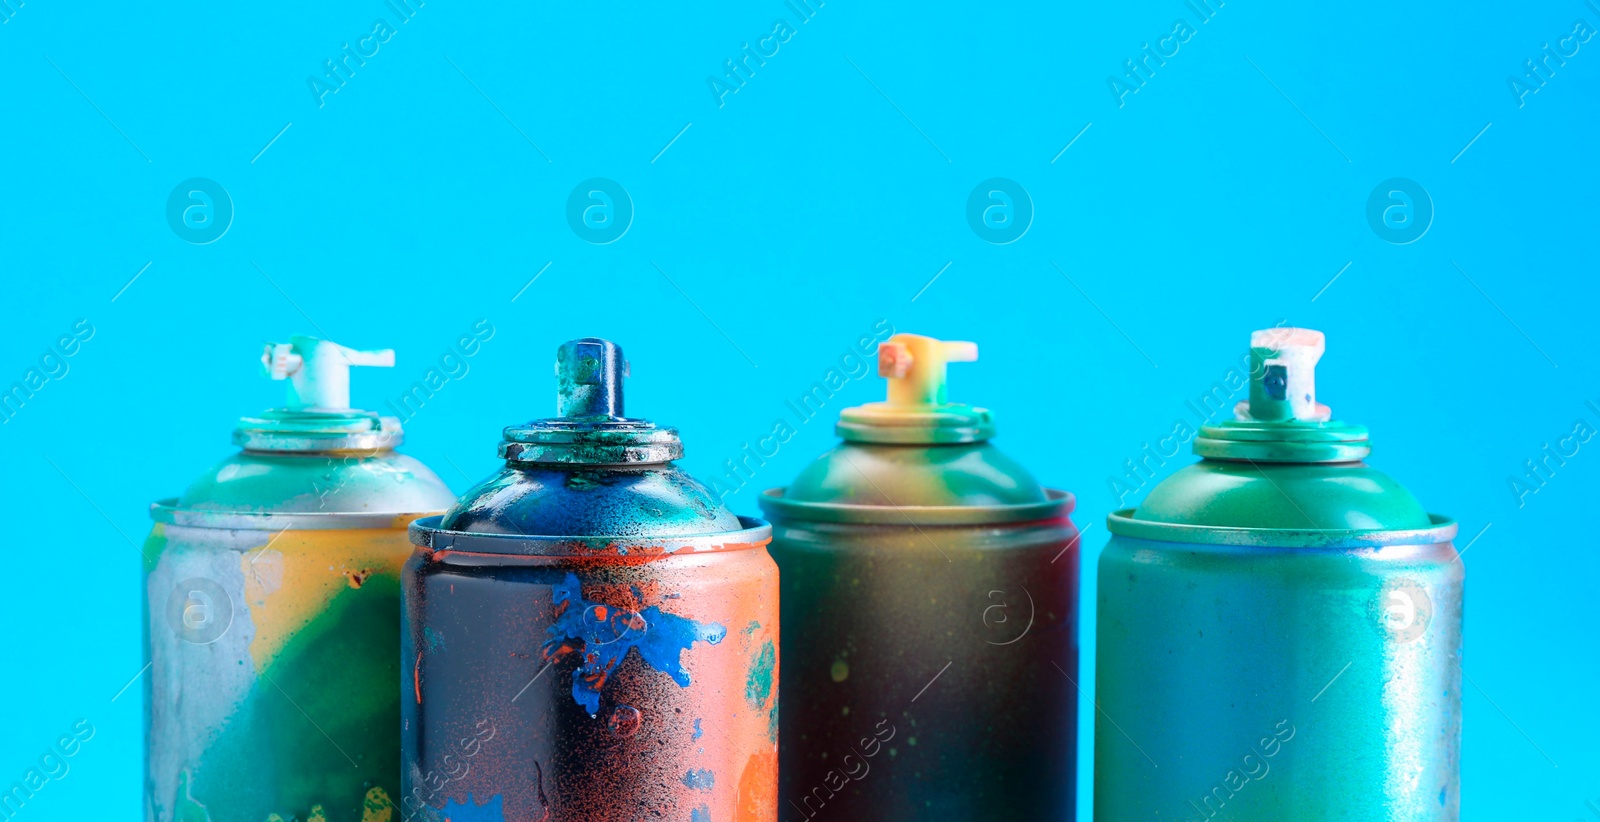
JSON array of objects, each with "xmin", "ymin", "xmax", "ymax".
[{"xmin": 1094, "ymin": 328, "xmax": 1462, "ymax": 820}]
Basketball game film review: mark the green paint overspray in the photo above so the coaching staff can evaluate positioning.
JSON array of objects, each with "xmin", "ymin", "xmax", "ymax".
[{"xmin": 189, "ymin": 578, "xmax": 402, "ymax": 821}]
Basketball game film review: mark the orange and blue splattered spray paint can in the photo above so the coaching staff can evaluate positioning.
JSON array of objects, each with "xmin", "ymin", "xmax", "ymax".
[
  {"xmin": 143, "ymin": 336, "xmax": 457, "ymax": 822},
  {"xmin": 402, "ymin": 338, "xmax": 779, "ymax": 822}
]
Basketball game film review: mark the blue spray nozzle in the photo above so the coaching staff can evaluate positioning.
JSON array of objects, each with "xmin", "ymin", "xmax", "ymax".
[{"xmin": 555, "ymin": 338, "xmax": 629, "ymax": 419}]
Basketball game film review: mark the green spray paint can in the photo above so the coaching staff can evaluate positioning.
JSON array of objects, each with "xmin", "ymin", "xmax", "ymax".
[
  {"xmin": 760, "ymin": 333, "xmax": 1080, "ymax": 820},
  {"xmin": 143, "ymin": 336, "xmax": 457, "ymax": 822},
  {"xmin": 1094, "ymin": 328, "xmax": 1462, "ymax": 820}
]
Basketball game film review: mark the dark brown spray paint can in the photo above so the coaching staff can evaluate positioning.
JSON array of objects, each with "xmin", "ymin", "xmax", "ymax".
[{"xmin": 760, "ymin": 333, "xmax": 1080, "ymax": 820}]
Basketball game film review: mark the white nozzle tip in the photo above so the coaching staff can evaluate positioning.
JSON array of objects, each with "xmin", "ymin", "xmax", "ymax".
[
  {"xmin": 942, "ymin": 341, "xmax": 979, "ymax": 362},
  {"xmin": 1251, "ymin": 327, "xmax": 1324, "ymax": 352}
]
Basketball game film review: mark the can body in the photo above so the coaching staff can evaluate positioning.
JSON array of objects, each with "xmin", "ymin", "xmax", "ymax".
[
  {"xmin": 1094, "ymin": 524, "xmax": 1462, "ymax": 820},
  {"xmin": 144, "ymin": 512, "xmax": 423, "ymax": 822},
  {"xmin": 400, "ymin": 519, "xmax": 780, "ymax": 822},
  {"xmin": 767, "ymin": 508, "xmax": 1079, "ymax": 819}
]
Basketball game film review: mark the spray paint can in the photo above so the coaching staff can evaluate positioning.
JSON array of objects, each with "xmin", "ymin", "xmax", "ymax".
[
  {"xmin": 1094, "ymin": 328, "xmax": 1462, "ymax": 820},
  {"xmin": 144, "ymin": 336, "xmax": 456, "ymax": 822},
  {"xmin": 760, "ymin": 333, "xmax": 1080, "ymax": 820},
  {"xmin": 402, "ymin": 338, "xmax": 779, "ymax": 822}
]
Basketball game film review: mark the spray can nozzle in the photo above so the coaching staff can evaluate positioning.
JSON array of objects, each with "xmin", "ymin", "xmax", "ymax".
[
  {"xmin": 555, "ymin": 338, "xmax": 631, "ymax": 419},
  {"xmin": 1236, "ymin": 327, "xmax": 1332, "ymax": 423},
  {"xmin": 835, "ymin": 333, "xmax": 993, "ymax": 444},
  {"xmin": 877, "ymin": 334, "xmax": 979, "ymax": 407},
  {"xmin": 262, "ymin": 335, "xmax": 395, "ymax": 412}
]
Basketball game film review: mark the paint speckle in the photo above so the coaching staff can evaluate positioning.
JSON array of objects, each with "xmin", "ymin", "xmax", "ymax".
[
  {"xmin": 693, "ymin": 718, "xmax": 703, "ymax": 740},
  {"xmin": 830, "ymin": 659, "xmax": 849, "ymax": 683},
  {"xmin": 683, "ymin": 768, "xmax": 715, "ymax": 791},
  {"xmin": 608, "ymin": 705, "xmax": 642, "ymax": 738},
  {"xmin": 541, "ymin": 573, "xmax": 726, "ymax": 714},
  {"xmin": 423, "ymin": 625, "xmax": 445, "ymax": 651},
  {"xmin": 439, "ymin": 793, "xmax": 507, "ymax": 822},
  {"xmin": 691, "ymin": 805, "xmax": 712, "ymax": 822},
  {"xmin": 746, "ymin": 641, "xmax": 776, "ymax": 707}
]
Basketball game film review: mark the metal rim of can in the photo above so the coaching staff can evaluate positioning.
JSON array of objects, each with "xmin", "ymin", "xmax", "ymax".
[
  {"xmin": 757, "ymin": 487, "xmax": 1074, "ymax": 525},
  {"xmin": 1104, "ymin": 508, "xmax": 1458, "ymax": 548},
  {"xmin": 499, "ymin": 422, "xmax": 685, "ymax": 464},
  {"xmin": 408, "ymin": 514, "xmax": 773, "ymax": 556},
  {"xmin": 149, "ymin": 498, "xmax": 436, "ymax": 530},
  {"xmin": 499, "ymin": 440, "xmax": 684, "ymax": 464},
  {"xmin": 234, "ymin": 412, "xmax": 404, "ymax": 452},
  {"xmin": 1192, "ymin": 419, "xmax": 1372, "ymax": 462},
  {"xmin": 233, "ymin": 428, "xmax": 404, "ymax": 452},
  {"xmin": 834, "ymin": 403, "xmax": 997, "ymax": 444}
]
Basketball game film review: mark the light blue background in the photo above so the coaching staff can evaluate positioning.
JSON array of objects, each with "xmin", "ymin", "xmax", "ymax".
[{"xmin": 1, "ymin": 0, "xmax": 1595, "ymax": 818}]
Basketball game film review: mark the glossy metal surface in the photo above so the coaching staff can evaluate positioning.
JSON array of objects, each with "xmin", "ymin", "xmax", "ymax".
[
  {"xmin": 145, "ymin": 448, "xmax": 454, "ymax": 822},
  {"xmin": 401, "ymin": 338, "xmax": 780, "ymax": 822},
  {"xmin": 1095, "ymin": 527, "xmax": 1462, "ymax": 820}
]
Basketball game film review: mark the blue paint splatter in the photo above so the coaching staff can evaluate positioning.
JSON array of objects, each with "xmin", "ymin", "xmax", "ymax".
[
  {"xmin": 683, "ymin": 768, "xmax": 715, "ymax": 791},
  {"xmin": 691, "ymin": 805, "xmax": 712, "ymax": 822},
  {"xmin": 692, "ymin": 717, "xmax": 703, "ymax": 740},
  {"xmin": 541, "ymin": 572, "xmax": 726, "ymax": 714},
  {"xmin": 424, "ymin": 625, "xmax": 446, "ymax": 651},
  {"xmin": 439, "ymin": 793, "xmax": 507, "ymax": 822}
]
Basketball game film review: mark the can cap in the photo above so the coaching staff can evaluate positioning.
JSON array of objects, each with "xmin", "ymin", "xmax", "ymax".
[
  {"xmin": 234, "ymin": 335, "xmax": 403, "ymax": 452},
  {"xmin": 836, "ymin": 333, "xmax": 995, "ymax": 444},
  {"xmin": 1193, "ymin": 327, "xmax": 1370, "ymax": 462},
  {"xmin": 500, "ymin": 338, "xmax": 684, "ymax": 464}
]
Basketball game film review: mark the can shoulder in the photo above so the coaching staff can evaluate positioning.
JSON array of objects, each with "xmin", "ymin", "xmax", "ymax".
[{"xmin": 171, "ymin": 449, "xmax": 456, "ymax": 515}]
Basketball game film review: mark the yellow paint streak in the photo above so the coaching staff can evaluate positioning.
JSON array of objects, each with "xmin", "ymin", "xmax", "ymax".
[
  {"xmin": 240, "ymin": 528, "xmax": 413, "ymax": 672},
  {"xmin": 362, "ymin": 787, "xmax": 395, "ymax": 822}
]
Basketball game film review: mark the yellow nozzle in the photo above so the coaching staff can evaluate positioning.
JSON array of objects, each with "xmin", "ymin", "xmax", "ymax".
[{"xmin": 877, "ymin": 333, "xmax": 979, "ymax": 407}]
